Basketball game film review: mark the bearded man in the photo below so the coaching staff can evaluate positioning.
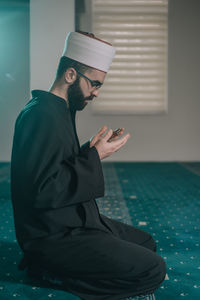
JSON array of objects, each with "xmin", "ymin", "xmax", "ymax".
[{"xmin": 11, "ymin": 31, "xmax": 166, "ymax": 300}]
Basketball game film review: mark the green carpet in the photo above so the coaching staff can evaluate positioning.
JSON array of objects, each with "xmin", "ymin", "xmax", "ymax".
[{"xmin": 0, "ymin": 162, "xmax": 200, "ymax": 299}]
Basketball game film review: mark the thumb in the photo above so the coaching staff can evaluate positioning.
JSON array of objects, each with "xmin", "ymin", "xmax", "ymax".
[{"xmin": 104, "ymin": 129, "xmax": 113, "ymax": 141}]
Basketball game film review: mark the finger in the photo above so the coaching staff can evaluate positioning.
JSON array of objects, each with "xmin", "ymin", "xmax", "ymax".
[
  {"xmin": 104, "ymin": 129, "xmax": 113, "ymax": 141},
  {"xmin": 89, "ymin": 135, "xmax": 94, "ymax": 143},
  {"xmin": 97, "ymin": 125, "xmax": 107, "ymax": 137},
  {"xmin": 117, "ymin": 134, "xmax": 131, "ymax": 149},
  {"xmin": 113, "ymin": 133, "xmax": 130, "ymax": 144},
  {"xmin": 91, "ymin": 126, "xmax": 107, "ymax": 145},
  {"xmin": 112, "ymin": 133, "xmax": 131, "ymax": 148},
  {"xmin": 121, "ymin": 133, "xmax": 131, "ymax": 143},
  {"xmin": 118, "ymin": 128, "xmax": 125, "ymax": 136}
]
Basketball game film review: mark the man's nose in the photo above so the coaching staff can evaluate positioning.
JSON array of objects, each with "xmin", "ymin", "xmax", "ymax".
[{"xmin": 92, "ymin": 89, "xmax": 100, "ymax": 97}]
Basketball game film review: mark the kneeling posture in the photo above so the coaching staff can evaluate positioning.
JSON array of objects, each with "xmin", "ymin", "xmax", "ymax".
[{"xmin": 11, "ymin": 31, "xmax": 166, "ymax": 300}]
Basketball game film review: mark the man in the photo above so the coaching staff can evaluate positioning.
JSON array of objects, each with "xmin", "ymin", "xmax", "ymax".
[{"xmin": 11, "ymin": 32, "xmax": 166, "ymax": 300}]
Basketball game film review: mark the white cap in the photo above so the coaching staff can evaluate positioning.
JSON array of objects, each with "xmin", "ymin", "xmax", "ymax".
[{"xmin": 62, "ymin": 32, "xmax": 115, "ymax": 72}]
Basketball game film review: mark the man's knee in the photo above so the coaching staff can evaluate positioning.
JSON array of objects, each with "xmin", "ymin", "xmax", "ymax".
[
  {"xmin": 147, "ymin": 234, "xmax": 157, "ymax": 252},
  {"xmin": 156, "ymin": 255, "xmax": 166, "ymax": 284},
  {"xmin": 148, "ymin": 254, "xmax": 166, "ymax": 288},
  {"xmin": 140, "ymin": 231, "xmax": 157, "ymax": 252},
  {"xmin": 134, "ymin": 251, "xmax": 166, "ymax": 290},
  {"xmin": 116, "ymin": 254, "xmax": 166, "ymax": 297}
]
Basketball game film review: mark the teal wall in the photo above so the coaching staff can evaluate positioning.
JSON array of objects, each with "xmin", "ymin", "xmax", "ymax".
[{"xmin": 0, "ymin": 0, "xmax": 30, "ymax": 161}]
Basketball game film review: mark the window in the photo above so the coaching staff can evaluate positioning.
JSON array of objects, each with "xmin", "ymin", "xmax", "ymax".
[{"xmin": 90, "ymin": 0, "xmax": 168, "ymax": 114}]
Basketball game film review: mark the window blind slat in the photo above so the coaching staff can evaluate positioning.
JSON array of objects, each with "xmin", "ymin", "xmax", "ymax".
[
  {"xmin": 92, "ymin": 0, "xmax": 168, "ymax": 114},
  {"xmin": 93, "ymin": 7, "xmax": 168, "ymax": 14},
  {"xmin": 95, "ymin": 15, "xmax": 167, "ymax": 22},
  {"xmin": 105, "ymin": 78, "xmax": 166, "ymax": 84}
]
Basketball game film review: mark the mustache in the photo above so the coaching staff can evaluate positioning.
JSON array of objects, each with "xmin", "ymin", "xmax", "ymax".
[{"xmin": 84, "ymin": 96, "xmax": 94, "ymax": 101}]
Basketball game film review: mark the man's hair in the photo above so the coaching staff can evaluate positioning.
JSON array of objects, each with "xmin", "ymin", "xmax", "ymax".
[{"xmin": 56, "ymin": 56, "xmax": 92, "ymax": 79}]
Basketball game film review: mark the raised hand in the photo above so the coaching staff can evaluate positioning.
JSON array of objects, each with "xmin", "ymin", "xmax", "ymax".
[{"xmin": 92, "ymin": 128, "xmax": 130, "ymax": 160}]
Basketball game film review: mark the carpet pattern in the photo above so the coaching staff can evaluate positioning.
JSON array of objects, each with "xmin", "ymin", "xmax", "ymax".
[{"xmin": 0, "ymin": 162, "xmax": 200, "ymax": 299}]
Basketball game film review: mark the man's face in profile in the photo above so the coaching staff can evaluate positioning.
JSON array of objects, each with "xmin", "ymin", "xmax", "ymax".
[{"xmin": 67, "ymin": 68, "xmax": 106, "ymax": 111}]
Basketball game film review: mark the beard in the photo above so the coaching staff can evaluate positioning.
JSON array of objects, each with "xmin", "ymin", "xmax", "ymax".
[{"xmin": 67, "ymin": 77, "xmax": 94, "ymax": 111}]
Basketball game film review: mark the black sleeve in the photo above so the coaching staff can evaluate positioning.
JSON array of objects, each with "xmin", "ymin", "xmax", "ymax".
[{"xmin": 11, "ymin": 108, "xmax": 104, "ymax": 209}]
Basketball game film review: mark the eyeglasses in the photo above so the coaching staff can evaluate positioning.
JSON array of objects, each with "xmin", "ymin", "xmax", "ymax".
[{"xmin": 75, "ymin": 69, "xmax": 102, "ymax": 90}]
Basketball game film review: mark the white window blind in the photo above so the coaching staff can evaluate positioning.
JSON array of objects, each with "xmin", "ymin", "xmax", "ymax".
[{"xmin": 91, "ymin": 0, "xmax": 168, "ymax": 114}]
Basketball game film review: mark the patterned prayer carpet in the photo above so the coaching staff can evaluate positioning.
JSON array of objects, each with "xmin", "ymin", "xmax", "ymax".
[{"xmin": 0, "ymin": 162, "xmax": 200, "ymax": 300}]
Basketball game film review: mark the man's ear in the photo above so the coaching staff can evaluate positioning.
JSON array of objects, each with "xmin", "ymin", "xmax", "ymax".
[{"xmin": 64, "ymin": 68, "xmax": 77, "ymax": 84}]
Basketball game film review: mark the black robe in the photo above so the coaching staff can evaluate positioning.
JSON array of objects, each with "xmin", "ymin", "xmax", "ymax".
[
  {"xmin": 11, "ymin": 90, "xmax": 166, "ymax": 300},
  {"xmin": 11, "ymin": 90, "xmax": 110, "ymax": 249}
]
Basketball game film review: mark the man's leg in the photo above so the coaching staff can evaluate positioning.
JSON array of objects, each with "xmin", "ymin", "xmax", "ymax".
[
  {"xmin": 26, "ymin": 228, "xmax": 166, "ymax": 300},
  {"xmin": 100, "ymin": 215, "xmax": 157, "ymax": 252}
]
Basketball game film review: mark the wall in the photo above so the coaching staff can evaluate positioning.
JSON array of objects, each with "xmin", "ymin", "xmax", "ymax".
[
  {"xmin": 0, "ymin": 0, "xmax": 29, "ymax": 162},
  {"xmin": 76, "ymin": 0, "xmax": 200, "ymax": 161},
  {"xmin": 0, "ymin": 0, "xmax": 199, "ymax": 162},
  {"xmin": 30, "ymin": 0, "xmax": 75, "ymax": 91},
  {"xmin": 0, "ymin": 0, "xmax": 75, "ymax": 161}
]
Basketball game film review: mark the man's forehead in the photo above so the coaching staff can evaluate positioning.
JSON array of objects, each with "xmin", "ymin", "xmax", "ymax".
[{"xmin": 87, "ymin": 68, "xmax": 106, "ymax": 81}]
